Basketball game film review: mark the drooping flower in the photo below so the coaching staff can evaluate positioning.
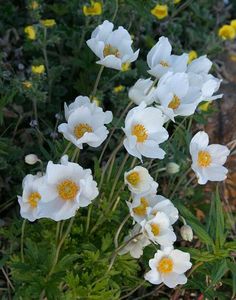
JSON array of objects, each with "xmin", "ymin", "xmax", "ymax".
[
  {"xmin": 86, "ymin": 20, "xmax": 139, "ymax": 70},
  {"xmin": 123, "ymin": 102, "xmax": 168, "ymax": 160},
  {"xmin": 40, "ymin": 19, "xmax": 56, "ymax": 27},
  {"xmin": 83, "ymin": 1, "xmax": 102, "ymax": 16},
  {"xmin": 24, "ymin": 26, "xmax": 36, "ymax": 40},
  {"xmin": 147, "ymin": 36, "xmax": 188, "ymax": 78},
  {"xmin": 142, "ymin": 212, "xmax": 176, "ymax": 246},
  {"xmin": 124, "ymin": 166, "xmax": 158, "ymax": 195},
  {"xmin": 218, "ymin": 24, "xmax": 235, "ymax": 40},
  {"xmin": 25, "ymin": 154, "xmax": 39, "ymax": 165},
  {"xmin": 151, "ymin": 4, "xmax": 168, "ymax": 20},
  {"xmin": 166, "ymin": 162, "xmax": 180, "ymax": 175},
  {"xmin": 58, "ymin": 96, "xmax": 112, "ymax": 149},
  {"xmin": 128, "ymin": 78, "xmax": 157, "ymax": 106},
  {"xmin": 145, "ymin": 247, "xmax": 192, "ymax": 288},
  {"xmin": 190, "ymin": 131, "xmax": 230, "ymax": 185},
  {"xmin": 180, "ymin": 225, "xmax": 193, "ymax": 242},
  {"xmin": 39, "ymin": 155, "xmax": 99, "ymax": 221},
  {"xmin": 118, "ymin": 224, "xmax": 151, "ymax": 259},
  {"xmin": 188, "ymin": 50, "xmax": 197, "ymax": 64},
  {"xmin": 31, "ymin": 65, "xmax": 45, "ymax": 74},
  {"xmin": 156, "ymin": 72, "xmax": 201, "ymax": 121}
]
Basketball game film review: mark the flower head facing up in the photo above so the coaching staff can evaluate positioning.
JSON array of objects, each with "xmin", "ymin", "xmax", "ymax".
[
  {"xmin": 86, "ymin": 20, "xmax": 139, "ymax": 70},
  {"xmin": 147, "ymin": 37, "xmax": 188, "ymax": 78},
  {"xmin": 83, "ymin": 1, "xmax": 102, "ymax": 16},
  {"xmin": 151, "ymin": 4, "xmax": 168, "ymax": 20},
  {"xmin": 58, "ymin": 96, "xmax": 112, "ymax": 149},
  {"xmin": 218, "ymin": 25, "xmax": 236, "ymax": 40},
  {"xmin": 38, "ymin": 155, "xmax": 99, "ymax": 221},
  {"xmin": 123, "ymin": 102, "xmax": 168, "ymax": 160},
  {"xmin": 145, "ymin": 247, "xmax": 192, "ymax": 288},
  {"xmin": 31, "ymin": 65, "xmax": 45, "ymax": 74},
  {"xmin": 24, "ymin": 26, "xmax": 36, "ymax": 40},
  {"xmin": 190, "ymin": 131, "xmax": 230, "ymax": 184},
  {"xmin": 40, "ymin": 19, "xmax": 56, "ymax": 27},
  {"xmin": 188, "ymin": 50, "xmax": 198, "ymax": 64},
  {"xmin": 124, "ymin": 166, "xmax": 158, "ymax": 195}
]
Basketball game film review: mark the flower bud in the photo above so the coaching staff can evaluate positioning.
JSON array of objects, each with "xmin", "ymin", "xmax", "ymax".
[
  {"xmin": 24, "ymin": 154, "xmax": 39, "ymax": 165},
  {"xmin": 166, "ymin": 162, "xmax": 180, "ymax": 174},
  {"xmin": 180, "ymin": 225, "xmax": 193, "ymax": 242}
]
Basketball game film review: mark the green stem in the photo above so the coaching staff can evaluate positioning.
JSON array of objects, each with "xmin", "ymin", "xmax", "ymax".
[
  {"xmin": 145, "ymin": 77, "xmax": 158, "ymax": 95},
  {"xmin": 90, "ymin": 65, "xmax": 105, "ymax": 99},
  {"xmin": 111, "ymin": 0, "xmax": 119, "ymax": 22},
  {"xmin": 85, "ymin": 205, "xmax": 92, "ymax": 233},
  {"xmin": 21, "ymin": 219, "xmax": 26, "ymax": 262}
]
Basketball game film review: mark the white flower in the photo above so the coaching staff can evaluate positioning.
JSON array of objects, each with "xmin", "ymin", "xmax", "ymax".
[
  {"xmin": 187, "ymin": 55, "xmax": 212, "ymax": 74},
  {"xmin": 128, "ymin": 78, "xmax": 157, "ymax": 105},
  {"xmin": 190, "ymin": 131, "xmax": 230, "ymax": 185},
  {"xmin": 123, "ymin": 102, "xmax": 169, "ymax": 160},
  {"xmin": 144, "ymin": 247, "xmax": 192, "ymax": 288},
  {"xmin": 86, "ymin": 20, "xmax": 139, "ymax": 70},
  {"xmin": 147, "ymin": 36, "xmax": 188, "ymax": 79},
  {"xmin": 24, "ymin": 154, "xmax": 40, "ymax": 165},
  {"xmin": 39, "ymin": 155, "xmax": 99, "ymax": 221},
  {"xmin": 127, "ymin": 194, "xmax": 178, "ymax": 225},
  {"xmin": 58, "ymin": 96, "xmax": 112, "ymax": 149},
  {"xmin": 141, "ymin": 212, "xmax": 176, "ymax": 246},
  {"xmin": 156, "ymin": 72, "xmax": 201, "ymax": 121},
  {"xmin": 118, "ymin": 224, "xmax": 151, "ymax": 258},
  {"xmin": 124, "ymin": 166, "xmax": 158, "ymax": 195},
  {"xmin": 180, "ymin": 225, "xmax": 193, "ymax": 242},
  {"xmin": 166, "ymin": 162, "xmax": 180, "ymax": 174},
  {"xmin": 18, "ymin": 174, "xmax": 47, "ymax": 222}
]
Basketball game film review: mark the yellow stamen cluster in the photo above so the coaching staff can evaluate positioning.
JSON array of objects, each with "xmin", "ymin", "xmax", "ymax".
[
  {"xmin": 74, "ymin": 123, "xmax": 93, "ymax": 139},
  {"xmin": 197, "ymin": 151, "xmax": 212, "ymax": 167},
  {"xmin": 57, "ymin": 180, "xmax": 79, "ymax": 201},
  {"xmin": 126, "ymin": 171, "xmax": 140, "ymax": 186},
  {"xmin": 151, "ymin": 223, "xmax": 160, "ymax": 236},
  {"xmin": 157, "ymin": 257, "xmax": 173, "ymax": 273},
  {"xmin": 168, "ymin": 95, "xmax": 181, "ymax": 110},
  {"xmin": 28, "ymin": 192, "xmax": 41, "ymax": 208},
  {"xmin": 132, "ymin": 124, "xmax": 148, "ymax": 143},
  {"xmin": 103, "ymin": 44, "xmax": 120, "ymax": 58},
  {"xmin": 133, "ymin": 197, "xmax": 149, "ymax": 216},
  {"xmin": 160, "ymin": 60, "xmax": 169, "ymax": 67}
]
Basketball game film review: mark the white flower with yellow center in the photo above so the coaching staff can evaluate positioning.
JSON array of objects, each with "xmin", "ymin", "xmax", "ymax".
[
  {"xmin": 39, "ymin": 155, "xmax": 99, "ymax": 221},
  {"xmin": 142, "ymin": 212, "xmax": 176, "ymax": 246},
  {"xmin": 118, "ymin": 224, "xmax": 151, "ymax": 259},
  {"xmin": 190, "ymin": 131, "xmax": 230, "ymax": 185},
  {"xmin": 127, "ymin": 194, "xmax": 178, "ymax": 225},
  {"xmin": 124, "ymin": 166, "xmax": 158, "ymax": 195},
  {"xmin": 18, "ymin": 174, "xmax": 47, "ymax": 222},
  {"xmin": 144, "ymin": 247, "xmax": 192, "ymax": 288},
  {"xmin": 147, "ymin": 36, "xmax": 188, "ymax": 79},
  {"xmin": 58, "ymin": 96, "xmax": 112, "ymax": 149},
  {"xmin": 86, "ymin": 20, "xmax": 139, "ymax": 70},
  {"xmin": 128, "ymin": 78, "xmax": 158, "ymax": 105},
  {"xmin": 156, "ymin": 72, "xmax": 201, "ymax": 121},
  {"xmin": 123, "ymin": 102, "xmax": 169, "ymax": 160}
]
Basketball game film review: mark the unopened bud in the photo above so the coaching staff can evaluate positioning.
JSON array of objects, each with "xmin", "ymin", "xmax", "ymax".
[
  {"xmin": 166, "ymin": 162, "xmax": 180, "ymax": 175},
  {"xmin": 180, "ymin": 225, "xmax": 193, "ymax": 242},
  {"xmin": 25, "ymin": 154, "xmax": 39, "ymax": 165}
]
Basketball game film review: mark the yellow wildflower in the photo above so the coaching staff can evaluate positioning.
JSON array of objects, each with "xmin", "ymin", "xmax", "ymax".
[
  {"xmin": 188, "ymin": 50, "xmax": 198, "ymax": 64},
  {"xmin": 83, "ymin": 1, "xmax": 102, "ymax": 16},
  {"xmin": 24, "ymin": 26, "xmax": 36, "ymax": 40},
  {"xmin": 92, "ymin": 96, "xmax": 100, "ymax": 106},
  {"xmin": 229, "ymin": 54, "xmax": 236, "ymax": 62},
  {"xmin": 40, "ymin": 19, "xmax": 56, "ymax": 28},
  {"xmin": 29, "ymin": 1, "xmax": 39, "ymax": 10},
  {"xmin": 198, "ymin": 101, "xmax": 212, "ymax": 112},
  {"xmin": 113, "ymin": 85, "xmax": 125, "ymax": 93},
  {"xmin": 174, "ymin": 0, "xmax": 181, "ymax": 3},
  {"xmin": 22, "ymin": 81, "xmax": 32, "ymax": 89},
  {"xmin": 151, "ymin": 4, "xmax": 168, "ymax": 20},
  {"xmin": 218, "ymin": 25, "xmax": 235, "ymax": 40},
  {"xmin": 230, "ymin": 20, "xmax": 236, "ymax": 31},
  {"xmin": 121, "ymin": 62, "xmax": 131, "ymax": 72},
  {"xmin": 31, "ymin": 65, "xmax": 45, "ymax": 74}
]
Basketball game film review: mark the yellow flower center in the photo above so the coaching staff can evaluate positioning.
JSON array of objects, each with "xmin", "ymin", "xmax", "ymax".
[
  {"xmin": 57, "ymin": 180, "xmax": 79, "ymax": 201},
  {"xmin": 152, "ymin": 209, "xmax": 158, "ymax": 216},
  {"xmin": 28, "ymin": 192, "xmax": 41, "ymax": 208},
  {"xmin": 126, "ymin": 171, "xmax": 140, "ymax": 186},
  {"xmin": 197, "ymin": 151, "xmax": 212, "ymax": 167},
  {"xmin": 160, "ymin": 60, "xmax": 169, "ymax": 67},
  {"xmin": 103, "ymin": 44, "xmax": 120, "ymax": 58},
  {"xmin": 168, "ymin": 95, "xmax": 181, "ymax": 110},
  {"xmin": 157, "ymin": 257, "xmax": 173, "ymax": 273},
  {"xmin": 133, "ymin": 197, "xmax": 149, "ymax": 216},
  {"xmin": 132, "ymin": 124, "xmax": 148, "ymax": 143},
  {"xmin": 74, "ymin": 123, "xmax": 93, "ymax": 139},
  {"xmin": 151, "ymin": 223, "xmax": 160, "ymax": 236}
]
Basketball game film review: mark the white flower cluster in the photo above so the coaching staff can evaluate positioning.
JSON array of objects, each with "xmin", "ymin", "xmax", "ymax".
[{"xmin": 120, "ymin": 165, "xmax": 192, "ymax": 288}]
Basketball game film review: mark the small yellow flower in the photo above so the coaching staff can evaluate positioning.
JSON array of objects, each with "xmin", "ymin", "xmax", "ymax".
[
  {"xmin": 113, "ymin": 85, "xmax": 125, "ymax": 93},
  {"xmin": 40, "ymin": 19, "xmax": 56, "ymax": 28},
  {"xmin": 24, "ymin": 26, "xmax": 36, "ymax": 40},
  {"xmin": 188, "ymin": 50, "xmax": 198, "ymax": 64},
  {"xmin": 151, "ymin": 4, "xmax": 168, "ymax": 20},
  {"xmin": 174, "ymin": 0, "xmax": 181, "ymax": 4},
  {"xmin": 22, "ymin": 81, "xmax": 32, "ymax": 89},
  {"xmin": 218, "ymin": 25, "xmax": 236, "ymax": 40},
  {"xmin": 31, "ymin": 65, "xmax": 45, "ymax": 74},
  {"xmin": 121, "ymin": 62, "xmax": 131, "ymax": 72},
  {"xmin": 83, "ymin": 1, "xmax": 102, "ymax": 16},
  {"xmin": 230, "ymin": 20, "xmax": 236, "ymax": 31},
  {"xmin": 29, "ymin": 1, "xmax": 39, "ymax": 10},
  {"xmin": 92, "ymin": 96, "xmax": 100, "ymax": 106},
  {"xmin": 198, "ymin": 101, "xmax": 212, "ymax": 112},
  {"xmin": 229, "ymin": 54, "xmax": 236, "ymax": 62}
]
